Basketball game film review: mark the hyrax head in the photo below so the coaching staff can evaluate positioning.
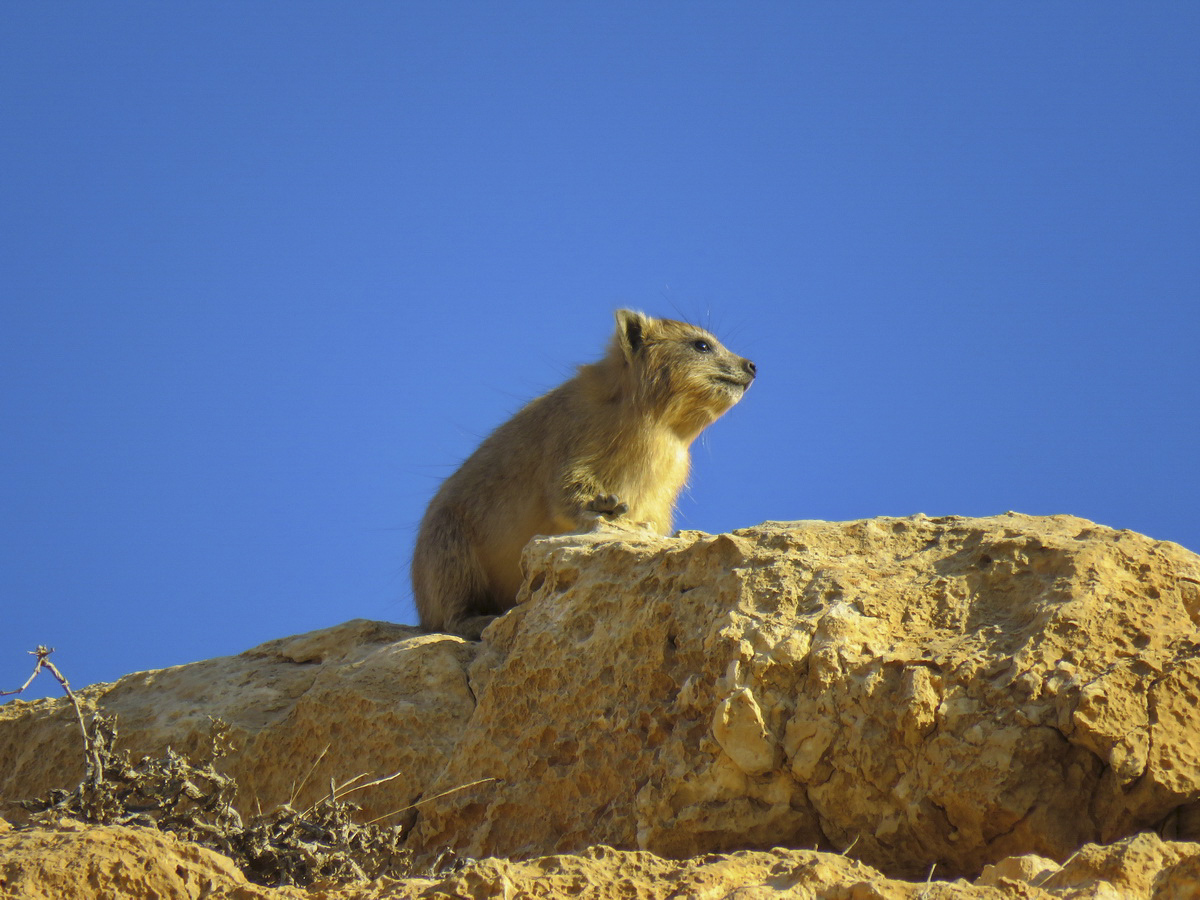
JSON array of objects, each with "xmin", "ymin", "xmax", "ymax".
[{"xmin": 612, "ymin": 309, "xmax": 756, "ymax": 440}]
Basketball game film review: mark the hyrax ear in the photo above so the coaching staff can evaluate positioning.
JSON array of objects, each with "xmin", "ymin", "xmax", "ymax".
[{"xmin": 614, "ymin": 309, "xmax": 650, "ymax": 363}]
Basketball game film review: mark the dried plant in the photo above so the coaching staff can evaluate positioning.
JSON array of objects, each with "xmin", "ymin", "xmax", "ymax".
[{"xmin": 5, "ymin": 646, "xmax": 467, "ymax": 887}]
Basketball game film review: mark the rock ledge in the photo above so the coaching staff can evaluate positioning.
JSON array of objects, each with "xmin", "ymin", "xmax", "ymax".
[{"xmin": 3, "ymin": 513, "xmax": 1200, "ymax": 898}]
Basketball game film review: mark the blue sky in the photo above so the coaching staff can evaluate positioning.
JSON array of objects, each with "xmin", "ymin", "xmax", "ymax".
[{"xmin": 3, "ymin": 5, "xmax": 1198, "ymax": 700}]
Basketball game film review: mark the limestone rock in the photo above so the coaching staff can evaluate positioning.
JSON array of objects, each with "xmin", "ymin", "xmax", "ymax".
[
  {"xmin": 3, "ymin": 514, "xmax": 1200, "ymax": 887},
  {"xmin": 408, "ymin": 514, "xmax": 1200, "ymax": 878},
  {"xmin": 0, "ymin": 620, "xmax": 477, "ymax": 823},
  {"xmin": 3, "ymin": 820, "xmax": 1200, "ymax": 899},
  {"xmin": 1036, "ymin": 831, "xmax": 1200, "ymax": 897},
  {"xmin": 416, "ymin": 835, "xmax": 1200, "ymax": 899},
  {"xmin": 0, "ymin": 819, "xmax": 300, "ymax": 900},
  {"xmin": 977, "ymin": 852, "xmax": 1060, "ymax": 888}
]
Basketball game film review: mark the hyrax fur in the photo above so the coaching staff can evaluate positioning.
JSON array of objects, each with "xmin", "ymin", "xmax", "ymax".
[{"xmin": 412, "ymin": 309, "xmax": 755, "ymax": 638}]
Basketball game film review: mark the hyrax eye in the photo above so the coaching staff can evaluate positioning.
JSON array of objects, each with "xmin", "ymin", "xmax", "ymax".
[{"xmin": 691, "ymin": 339, "xmax": 712, "ymax": 353}]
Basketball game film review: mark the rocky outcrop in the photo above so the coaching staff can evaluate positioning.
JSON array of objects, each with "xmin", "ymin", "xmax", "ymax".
[
  {"xmin": 410, "ymin": 514, "xmax": 1200, "ymax": 877},
  {"xmin": 3, "ymin": 513, "xmax": 1200, "ymax": 896},
  {"xmin": 0, "ymin": 818, "xmax": 299, "ymax": 900},
  {"xmin": 0, "ymin": 620, "xmax": 475, "ymax": 827},
  {"xmin": 3, "ymin": 820, "xmax": 1200, "ymax": 899}
]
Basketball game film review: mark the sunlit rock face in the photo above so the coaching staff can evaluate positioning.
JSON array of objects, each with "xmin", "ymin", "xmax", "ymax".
[{"xmin": 4, "ymin": 513, "xmax": 1200, "ymax": 892}]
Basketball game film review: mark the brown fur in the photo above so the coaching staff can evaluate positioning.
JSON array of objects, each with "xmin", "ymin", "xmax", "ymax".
[{"xmin": 411, "ymin": 309, "xmax": 756, "ymax": 637}]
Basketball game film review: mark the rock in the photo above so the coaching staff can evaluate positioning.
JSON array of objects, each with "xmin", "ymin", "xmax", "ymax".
[
  {"xmin": 0, "ymin": 818, "xmax": 300, "ymax": 900},
  {"xmin": 0, "ymin": 620, "xmax": 477, "ymax": 824},
  {"xmin": 407, "ymin": 845, "xmax": 939, "ymax": 900},
  {"xmin": 3, "ymin": 820, "xmax": 1200, "ymax": 899},
  {"xmin": 1038, "ymin": 832, "xmax": 1200, "ymax": 898},
  {"xmin": 407, "ymin": 514, "xmax": 1200, "ymax": 878},
  {"xmin": 977, "ymin": 852, "xmax": 1060, "ymax": 888},
  {"xmin": 3, "ymin": 514, "xmax": 1200, "ymax": 888}
]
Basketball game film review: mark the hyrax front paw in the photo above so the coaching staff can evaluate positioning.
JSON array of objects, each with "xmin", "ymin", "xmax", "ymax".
[{"xmin": 586, "ymin": 493, "xmax": 629, "ymax": 519}]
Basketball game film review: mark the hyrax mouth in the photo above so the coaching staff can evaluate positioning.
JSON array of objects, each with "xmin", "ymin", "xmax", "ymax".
[{"xmin": 714, "ymin": 375, "xmax": 752, "ymax": 390}]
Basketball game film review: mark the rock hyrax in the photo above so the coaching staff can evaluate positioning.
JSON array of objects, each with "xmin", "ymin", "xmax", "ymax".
[{"xmin": 412, "ymin": 309, "xmax": 755, "ymax": 637}]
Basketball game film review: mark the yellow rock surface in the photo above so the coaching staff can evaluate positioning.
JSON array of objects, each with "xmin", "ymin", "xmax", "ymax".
[{"xmin": 3, "ymin": 514, "xmax": 1200, "ymax": 897}]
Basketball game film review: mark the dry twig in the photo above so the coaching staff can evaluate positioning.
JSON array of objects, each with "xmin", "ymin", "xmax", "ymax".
[
  {"xmin": 2, "ymin": 646, "xmax": 102, "ymax": 785},
  {"xmin": 364, "ymin": 776, "xmax": 499, "ymax": 825}
]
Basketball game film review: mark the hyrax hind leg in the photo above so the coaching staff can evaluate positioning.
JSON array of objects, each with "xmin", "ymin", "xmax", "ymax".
[{"xmin": 412, "ymin": 507, "xmax": 497, "ymax": 639}]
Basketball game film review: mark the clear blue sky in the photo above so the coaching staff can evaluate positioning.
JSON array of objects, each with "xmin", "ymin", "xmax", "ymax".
[{"xmin": 3, "ymin": 5, "xmax": 1198, "ymax": 700}]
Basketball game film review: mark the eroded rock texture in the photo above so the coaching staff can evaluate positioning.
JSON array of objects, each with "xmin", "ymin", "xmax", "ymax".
[
  {"xmin": 3, "ymin": 513, "xmax": 1200, "ymax": 892},
  {"xmin": 3, "ymin": 821, "xmax": 1200, "ymax": 899},
  {"xmin": 0, "ymin": 819, "xmax": 298, "ymax": 900},
  {"xmin": 409, "ymin": 514, "xmax": 1200, "ymax": 878},
  {"xmin": 0, "ymin": 621, "xmax": 476, "ymax": 824}
]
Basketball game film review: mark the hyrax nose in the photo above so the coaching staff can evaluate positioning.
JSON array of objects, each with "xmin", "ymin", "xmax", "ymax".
[{"xmin": 742, "ymin": 359, "xmax": 757, "ymax": 379}]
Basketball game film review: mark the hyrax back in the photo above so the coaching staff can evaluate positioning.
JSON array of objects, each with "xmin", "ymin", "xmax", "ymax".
[{"xmin": 412, "ymin": 309, "xmax": 755, "ymax": 637}]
